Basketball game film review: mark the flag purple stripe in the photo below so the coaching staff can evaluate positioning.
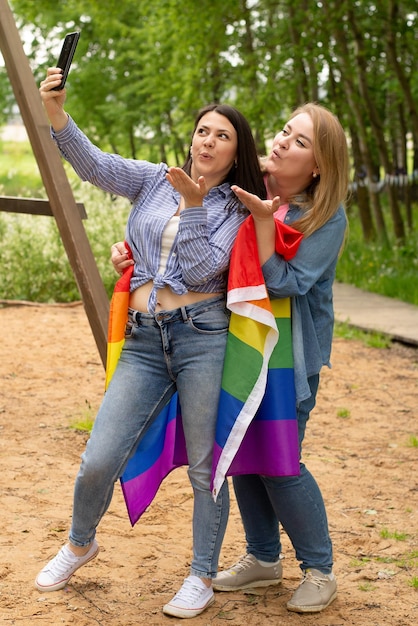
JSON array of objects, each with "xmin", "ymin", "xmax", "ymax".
[
  {"xmin": 120, "ymin": 392, "xmax": 187, "ymax": 525},
  {"xmin": 214, "ymin": 418, "xmax": 299, "ymax": 477}
]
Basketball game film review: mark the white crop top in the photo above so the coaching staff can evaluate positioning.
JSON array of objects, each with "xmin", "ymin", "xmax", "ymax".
[{"xmin": 158, "ymin": 215, "xmax": 180, "ymax": 273}]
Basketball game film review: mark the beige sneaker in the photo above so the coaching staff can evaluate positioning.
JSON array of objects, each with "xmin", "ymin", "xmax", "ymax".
[
  {"xmin": 213, "ymin": 554, "xmax": 282, "ymax": 591},
  {"xmin": 287, "ymin": 568, "xmax": 337, "ymax": 613}
]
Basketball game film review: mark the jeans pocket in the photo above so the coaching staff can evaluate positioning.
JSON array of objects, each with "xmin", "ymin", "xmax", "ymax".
[{"xmin": 187, "ymin": 307, "xmax": 230, "ymax": 334}]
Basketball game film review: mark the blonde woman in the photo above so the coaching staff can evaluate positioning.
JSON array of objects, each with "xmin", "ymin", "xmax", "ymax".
[{"xmin": 212, "ymin": 103, "xmax": 349, "ymax": 615}]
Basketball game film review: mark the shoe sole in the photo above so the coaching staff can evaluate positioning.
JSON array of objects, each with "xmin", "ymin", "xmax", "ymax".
[
  {"xmin": 35, "ymin": 546, "xmax": 100, "ymax": 592},
  {"xmin": 162, "ymin": 593, "xmax": 215, "ymax": 618},
  {"xmin": 213, "ymin": 577, "xmax": 282, "ymax": 592},
  {"xmin": 287, "ymin": 589, "xmax": 337, "ymax": 613}
]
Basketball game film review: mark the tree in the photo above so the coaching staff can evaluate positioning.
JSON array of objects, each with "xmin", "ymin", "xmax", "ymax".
[{"xmin": 5, "ymin": 0, "xmax": 417, "ymax": 243}]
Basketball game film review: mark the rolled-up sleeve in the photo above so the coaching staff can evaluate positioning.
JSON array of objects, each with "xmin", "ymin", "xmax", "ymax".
[
  {"xmin": 51, "ymin": 116, "xmax": 163, "ymax": 202},
  {"xmin": 262, "ymin": 207, "xmax": 347, "ymax": 298}
]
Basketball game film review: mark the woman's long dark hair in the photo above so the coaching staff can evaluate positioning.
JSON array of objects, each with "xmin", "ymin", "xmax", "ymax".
[{"xmin": 183, "ymin": 104, "xmax": 266, "ymax": 211}]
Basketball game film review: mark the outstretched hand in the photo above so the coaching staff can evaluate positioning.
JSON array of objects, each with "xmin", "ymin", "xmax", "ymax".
[
  {"xmin": 166, "ymin": 167, "xmax": 208, "ymax": 208},
  {"xmin": 231, "ymin": 185, "xmax": 281, "ymax": 221}
]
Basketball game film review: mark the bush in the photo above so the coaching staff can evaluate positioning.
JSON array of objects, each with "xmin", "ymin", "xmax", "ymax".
[{"xmin": 0, "ymin": 184, "xmax": 130, "ymax": 302}]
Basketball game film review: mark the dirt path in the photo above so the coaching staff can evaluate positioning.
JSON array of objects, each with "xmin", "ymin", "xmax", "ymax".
[{"xmin": 0, "ymin": 304, "xmax": 417, "ymax": 625}]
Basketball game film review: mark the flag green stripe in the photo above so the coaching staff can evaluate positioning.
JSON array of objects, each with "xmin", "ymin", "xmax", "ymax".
[
  {"xmin": 269, "ymin": 317, "xmax": 294, "ymax": 368},
  {"xmin": 222, "ymin": 333, "xmax": 263, "ymax": 402}
]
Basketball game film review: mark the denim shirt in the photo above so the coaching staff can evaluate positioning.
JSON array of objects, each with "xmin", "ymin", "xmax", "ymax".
[
  {"xmin": 262, "ymin": 203, "xmax": 347, "ymax": 403},
  {"xmin": 51, "ymin": 117, "xmax": 247, "ymax": 312}
]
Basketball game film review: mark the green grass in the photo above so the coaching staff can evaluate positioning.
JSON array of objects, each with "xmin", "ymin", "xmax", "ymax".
[
  {"xmin": 380, "ymin": 528, "xmax": 409, "ymax": 541},
  {"xmin": 70, "ymin": 415, "xmax": 95, "ymax": 434},
  {"xmin": 349, "ymin": 557, "xmax": 372, "ymax": 567},
  {"xmin": 358, "ymin": 582, "xmax": 377, "ymax": 592},
  {"xmin": 337, "ymin": 203, "xmax": 418, "ymax": 306},
  {"xmin": 333, "ymin": 321, "xmax": 392, "ymax": 348},
  {"xmin": 350, "ymin": 550, "xmax": 418, "ymax": 592},
  {"xmin": 0, "ymin": 139, "xmax": 43, "ymax": 198},
  {"xmin": 69, "ymin": 400, "xmax": 95, "ymax": 433},
  {"xmin": 352, "ymin": 551, "xmax": 418, "ymax": 569}
]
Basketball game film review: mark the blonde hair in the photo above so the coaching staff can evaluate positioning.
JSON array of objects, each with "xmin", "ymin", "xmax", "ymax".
[{"xmin": 288, "ymin": 103, "xmax": 349, "ymax": 238}]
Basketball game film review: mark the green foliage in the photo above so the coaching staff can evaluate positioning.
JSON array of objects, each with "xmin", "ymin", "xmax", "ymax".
[
  {"xmin": 6, "ymin": 1, "xmax": 415, "ymax": 171},
  {"xmin": 352, "ymin": 550, "xmax": 418, "ymax": 590},
  {"xmin": 69, "ymin": 416, "xmax": 94, "ymax": 434},
  {"xmin": 0, "ymin": 175, "xmax": 130, "ymax": 302},
  {"xmin": 1, "ymin": 0, "xmax": 414, "ymax": 266},
  {"xmin": 0, "ymin": 140, "xmax": 416, "ymax": 307},
  {"xmin": 352, "ymin": 551, "xmax": 418, "ymax": 593},
  {"xmin": 0, "ymin": 211, "xmax": 80, "ymax": 302}
]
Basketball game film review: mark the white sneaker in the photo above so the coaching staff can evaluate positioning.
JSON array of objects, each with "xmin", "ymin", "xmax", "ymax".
[
  {"xmin": 35, "ymin": 540, "xmax": 99, "ymax": 591},
  {"xmin": 163, "ymin": 575, "xmax": 215, "ymax": 618}
]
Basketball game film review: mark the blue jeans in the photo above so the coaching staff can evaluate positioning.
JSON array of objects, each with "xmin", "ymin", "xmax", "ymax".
[
  {"xmin": 232, "ymin": 374, "xmax": 333, "ymax": 575},
  {"xmin": 69, "ymin": 295, "xmax": 230, "ymax": 579}
]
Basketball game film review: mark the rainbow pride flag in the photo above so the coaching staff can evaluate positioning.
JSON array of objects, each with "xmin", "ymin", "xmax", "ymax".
[
  {"xmin": 105, "ymin": 244, "xmax": 187, "ymax": 525},
  {"xmin": 107, "ymin": 215, "xmax": 303, "ymax": 524},
  {"xmin": 211, "ymin": 215, "xmax": 303, "ymax": 498},
  {"xmin": 105, "ymin": 246, "xmax": 134, "ymax": 391}
]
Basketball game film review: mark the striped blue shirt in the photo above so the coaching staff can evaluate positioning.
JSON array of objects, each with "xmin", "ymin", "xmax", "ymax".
[{"xmin": 52, "ymin": 117, "xmax": 247, "ymax": 312}]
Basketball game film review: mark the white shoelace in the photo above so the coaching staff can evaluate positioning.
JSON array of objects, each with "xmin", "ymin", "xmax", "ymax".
[
  {"xmin": 44, "ymin": 545, "xmax": 80, "ymax": 577},
  {"xmin": 172, "ymin": 577, "xmax": 211, "ymax": 606}
]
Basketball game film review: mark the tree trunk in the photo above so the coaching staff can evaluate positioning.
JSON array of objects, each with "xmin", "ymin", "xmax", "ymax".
[
  {"xmin": 350, "ymin": 127, "xmax": 376, "ymax": 241},
  {"xmin": 330, "ymin": 21, "xmax": 388, "ymax": 244},
  {"xmin": 346, "ymin": 3, "xmax": 405, "ymax": 240}
]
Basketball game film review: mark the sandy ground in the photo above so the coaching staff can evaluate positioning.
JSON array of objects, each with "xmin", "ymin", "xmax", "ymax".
[{"xmin": 0, "ymin": 303, "xmax": 417, "ymax": 625}]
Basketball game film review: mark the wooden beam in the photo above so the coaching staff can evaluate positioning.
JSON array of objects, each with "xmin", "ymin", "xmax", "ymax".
[
  {"xmin": 0, "ymin": 0, "xmax": 109, "ymax": 367},
  {"xmin": 0, "ymin": 196, "xmax": 87, "ymax": 218}
]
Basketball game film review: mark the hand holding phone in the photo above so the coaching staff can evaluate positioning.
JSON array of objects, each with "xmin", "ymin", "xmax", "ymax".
[{"xmin": 52, "ymin": 31, "xmax": 80, "ymax": 91}]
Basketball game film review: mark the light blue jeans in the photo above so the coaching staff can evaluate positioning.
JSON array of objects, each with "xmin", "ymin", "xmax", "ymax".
[
  {"xmin": 232, "ymin": 374, "xmax": 334, "ymax": 575},
  {"xmin": 69, "ymin": 295, "xmax": 230, "ymax": 579}
]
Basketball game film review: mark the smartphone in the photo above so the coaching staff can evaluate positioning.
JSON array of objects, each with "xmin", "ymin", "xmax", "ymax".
[{"xmin": 52, "ymin": 31, "xmax": 80, "ymax": 91}]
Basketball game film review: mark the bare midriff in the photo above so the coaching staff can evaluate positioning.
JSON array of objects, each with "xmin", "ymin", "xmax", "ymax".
[{"xmin": 129, "ymin": 281, "xmax": 223, "ymax": 313}]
